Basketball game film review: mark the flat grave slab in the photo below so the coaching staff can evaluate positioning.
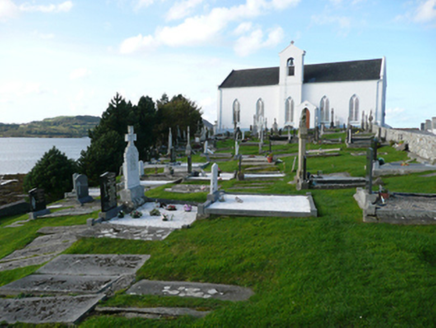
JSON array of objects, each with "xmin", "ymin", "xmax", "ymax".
[
  {"xmin": 354, "ymin": 188, "xmax": 436, "ymax": 224},
  {"xmin": 109, "ymin": 202, "xmax": 197, "ymax": 229},
  {"xmin": 79, "ymin": 223, "xmax": 174, "ymax": 241},
  {"xmin": 373, "ymin": 162, "xmax": 436, "ymax": 177},
  {"xmin": 244, "ymin": 173, "xmax": 285, "ymax": 180},
  {"xmin": 95, "ymin": 306, "xmax": 210, "ymax": 319},
  {"xmin": 186, "ymin": 172, "xmax": 234, "ymax": 181},
  {"xmin": 202, "ymin": 193, "xmax": 317, "ymax": 217},
  {"xmin": 37, "ymin": 254, "xmax": 150, "ymax": 276},
  {"xmin": 164, "ymin": 184, "xmax": 210, "ymax": 193},
  {"xmin": 127, "ymin": 280, "xmax": 254, "ymax": 301},
  {"xmin": 0, "ymin": 274, "xmax": 118, "ymax": 295},
  {"xmin": 0, "ymin": 294, "xmax": 105, "ymax": 325}
]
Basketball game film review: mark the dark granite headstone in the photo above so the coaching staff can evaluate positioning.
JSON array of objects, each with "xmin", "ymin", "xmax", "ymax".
[
  {"xmin": 99, "ymin": 172, "xmax": 118, "ymax": 219},
  {"xmin": 170, "ymin": 147, "xmax": 176, "ymax": 163},
  {"xmin": 372, "ymin": 138, "xmax": 378, "ymax": 161},
  {"xmin": 29, "ymin": 188, "xmax": 46, "ymax": 212},
  {"xmin": 74, "ymin": 174, "xmax": 93, "ymax": 205},
  {"xmin": 28, "ymin": 188, "xmax": 50, "ymax": 219},
  {"xmin": 187, "ymin": 155, "xmax": 192, "ymax": 174},
  {"xmin": 366, "ymin": 148, "xmax": 373, "ymax": 193}
]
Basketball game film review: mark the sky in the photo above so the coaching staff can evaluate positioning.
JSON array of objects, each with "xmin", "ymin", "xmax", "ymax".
[{"xmin": 0, "ymin": 0, "xmax": 435, "ymax": 128}]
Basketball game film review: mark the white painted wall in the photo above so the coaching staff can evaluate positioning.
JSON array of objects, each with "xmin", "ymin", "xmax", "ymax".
[{"xmin": 219, "ymin": 85, "xmax": 279, "ymax": 131}]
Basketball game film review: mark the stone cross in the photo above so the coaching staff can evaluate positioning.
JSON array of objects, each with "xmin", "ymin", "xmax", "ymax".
[
  {"xmin": 123, "ymin": 126, "xmax": 140, "ymax": 189},
  {"xmin": 210, "ymin": 163, "xmax": 218, "ymax": 195},
  {"xmin": 296, "ymin": 109, "xmax": 308, "ymax": 190}
]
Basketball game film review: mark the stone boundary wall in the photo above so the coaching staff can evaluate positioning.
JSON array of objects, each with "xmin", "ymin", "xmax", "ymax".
[
  {"xmin": 372, "ymin": 124, "xmax": 436, "ymax": 164},
  {"xmin": 0, "ymin": 200, "xmax": 30, "ymax": 219}
]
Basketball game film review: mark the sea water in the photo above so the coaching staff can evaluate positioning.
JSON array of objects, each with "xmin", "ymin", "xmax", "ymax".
[{"xmin": 0, "ymin": 137, "xmax": 90, "ymax": 174}]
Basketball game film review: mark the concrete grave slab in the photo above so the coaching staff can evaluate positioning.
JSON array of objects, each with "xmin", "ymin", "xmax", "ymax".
[
  {"xmin": 186, "ymin": 172, "xmax": 234, "ymax": 181},
  {"xmin": 109, "ymin": 202, "xmax": 197, "ymax": 229},
  {"xmin": 0, "ymin": 274, "xmax": 119, "ymax": 295},
  {"xmin": 199, "ymin": 192, "xmax": 317, "ymax": 218},
  {"xmin": 37, "ymin": 254, "xmax": 150, "ymax": 276},
  {"xmin": 373, "ymin": 162, "xmax": 436, "ymax": 177},
  {"xmin": 0, "ymin": 254, "xmax": 54, "ymax": 272},
  {"xmin": 127, "ymin": 280, "xmax": 254, "ymax": 301},
  {"xmin": 0, "ymin": 294, "xmax": 104, "ymax": 325},
  {"xmin": 78, "ymin": 223, "xmax": 174, "ymax": 241}
]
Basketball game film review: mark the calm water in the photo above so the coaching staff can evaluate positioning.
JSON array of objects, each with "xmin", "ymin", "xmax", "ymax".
[{"xmin": 0, "ymin": 138, "xmax": 90, "ymax": 174}]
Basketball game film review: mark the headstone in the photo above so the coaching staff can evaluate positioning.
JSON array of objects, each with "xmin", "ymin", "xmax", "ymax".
[
  {"xmin": 170, "ymin": 147, "xmax": 176, "ymax": 163},
  {"xmin": 138, "ymin": 160, "xmax": 144, "ymax": 178},
  {"xmin": 252, "ymin": 115, "xmax": 257, "ymax": 136},
  {"xmin": 320, "ymin": 123, "xmax": 324, "ymax": 136},
  {"xmin": 237, "ymin": 156, "xmax": 244, "ymax": 181},
  {"xmin": 296, "ymin": 109, "xmax": 309, "ymax": 190},
  {"xmin": 372, "ymin": 138, "xmax": 378, "ymax": 161},
  {"xmin": 74, "ymin": 174, "xmax": 93, "ymax": 205},
  {"xmin": 361, "ymin": 111, "xmax": 365, "ymax": 129},
  {"xmin": 120, "ymin": 126, "xmax": 146, "ymax": 209},
  {"xmin": 314, "ymin": 126, "xmax": 319, "ymax": 142},
  {"xmin": 186, "ymin": 126, "xmax": 192, "ymax": 174},
  {"xmin": 347, "ymin": 126, "xmax": 352, "ymax": 144},
  {"xmin": 28, "ymin": 188, "xmax": 50, "ymax": 219},
  {"xmin": 99, "ymin": 172, "xmax": 119, "ymax": 220},
  {"xmin": 242, "ymin": 130, "xmax": 245, "ymax": 139},
  {"xmin": 330, "ymin": 108, "xmax": 334, "ymax": 128},
  {"xmin": 204, "ymin": 140, "xmax": 208, "ymax": 155},
  {"xmin": 425, "ymin": 119, "xmax": 432, "ymax": 131},
  {"xmin": 207, "ymin": 163, "xmax": 219, "ymax": 201},
  {"xmin": 167, "ymin": 128, "xmax": 172, "ymax": 155},
  {"xmin": 421, "ymin": 123, "xmax": 425, "ymax": 131},
  {"xmin": 369, "ymin": 110, "xmax": 374, "ymax": 132},
  {"xmin": 366, "ymin": 147, "xmax": 374, "ymax": 193},
  {"xmin": 272, "ymin": 118, "xmax": 278, "ymax": 135}
]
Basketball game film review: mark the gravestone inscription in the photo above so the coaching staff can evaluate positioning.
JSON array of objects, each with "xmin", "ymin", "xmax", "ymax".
[{"xmin": 100, "ymin": 172, "xmax": 118, "ymax": 214}]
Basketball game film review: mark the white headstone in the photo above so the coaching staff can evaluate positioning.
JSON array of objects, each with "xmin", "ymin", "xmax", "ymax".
[
  {"xmin": 242, "ymin": 130, "xmax": 245, "ymax": 139},
  {"xmin": 235, "ymin": 141, "xmax": 239, "ymax": 156},
  {"xmin": 210, "ymin": 163, "xmax": 218, "ymax": 194},
  {"xmin": 123, "ymin": 126, "xmax": 140, "ymax": 189},
  {"xmin": 204, "ymin": 140, "xmax": 208, "ymax": 154}
]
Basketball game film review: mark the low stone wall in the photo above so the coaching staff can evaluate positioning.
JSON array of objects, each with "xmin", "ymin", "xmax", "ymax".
[
  {"xmin": 0, "ymin": 200, "xmax": 30, "ymax": 219},
  {"xmin": 372, "ymin": 124, "xmax": 436, "ymax": 164}
]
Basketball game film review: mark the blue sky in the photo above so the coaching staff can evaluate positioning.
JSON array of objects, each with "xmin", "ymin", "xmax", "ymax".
[{"xmin": 0, "ymin": 0, "xmax": 435, "ymax": 128}]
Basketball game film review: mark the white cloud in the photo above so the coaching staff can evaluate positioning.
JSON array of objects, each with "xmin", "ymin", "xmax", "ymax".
[
  {"xmin": 0, "ymin": 80, "xmax": 42, "ymax": 97},
  {"xmin": 0, "ymin": 0, "xmax": 19, "ymax": 21},
  {"xmin": 414, "ymin": 0, "xmax": 436, "ymax": 23},
  {"xmin": 119, "ymin": 34, "xmax": 157, "ymax": 54},
  {"xmin": 121, "ymin": 0, "xmax": 299, "ymax": 54},
  {"xmin": 69, "ymin": 68, "xmax": 89, "ymax": 80},
  {"xmin": 312, "ymin": 15, "xmax": 351, "ymax": 29},
  {"xmin": 135, "ymin": 0, "xmax": 156, "ymax": 9},
  {"xmin": 234, "ymin": 22, "xmax": 253, "ymax": 35},
  {"xmin": 166, "ymin": 0, "xmax": 203, "ymax": 21},
  {"xmin": 32, "ymin": 30, "xmax": 55, "ymax": 39},
  {"xmin": 234, "ymin": 26, "xmax": 284, "ymax": 57},
  {"xmin": 19, "ymin": 1, "xmax": 73, "ymax": 13}
]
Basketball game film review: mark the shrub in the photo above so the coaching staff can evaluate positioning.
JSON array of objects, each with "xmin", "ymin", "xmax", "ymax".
[{"xmin": 23, "ymin": 146, "xmax": 78, "ymax": 203}]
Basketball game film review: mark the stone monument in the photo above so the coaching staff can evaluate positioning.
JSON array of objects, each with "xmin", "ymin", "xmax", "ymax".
[
  {"xmin": 99, "ymin": 171, "xmax": 120, "ymax": 220},
  {"xmin": 28, "ymin": 188, "xmax": 50, "ymax": 219},
  {"xmin": 272, "ymin": 118, "xmax": 278, "ymax": 135},
  {"xmin": 120, "ymin": 126, "xmax": 146, "ymax": 210},
  {"xmin": 207, "ymin": 163, "xmax": 219, "ymax": 201},
  {"xmin": 296, "ymin": 109, "xmax": 309, "ymax": 190},
  {"xmin": 167, "ymin": 128, "xmax": 172, "ymax": 155},
  {"xmin": 74, "ymin": 174, "xmax": 93, "ymax": 205},
  {"xmin": 186, "ymin": 126, "xmax": 192, "ymax": 174}
]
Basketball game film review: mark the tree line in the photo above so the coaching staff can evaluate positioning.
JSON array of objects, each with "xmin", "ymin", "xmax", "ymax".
[{"xmin": 24, "ymin": 93, "xmax": 203, "ymax": 201}]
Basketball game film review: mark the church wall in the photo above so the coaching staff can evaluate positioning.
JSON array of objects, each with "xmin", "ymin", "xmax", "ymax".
[
  {"xmin": 219, "ymin": 85, "xmax": 279, "ymax": 131},
  {"xmin": 302, "ymin": 80, "xmax": 380, "ymax": 127}
]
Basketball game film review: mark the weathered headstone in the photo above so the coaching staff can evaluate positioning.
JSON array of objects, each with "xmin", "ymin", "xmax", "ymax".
[
  {"xmin": 330, "ymin": 108, "xmax": 334, "ymax": 128},
  {"xmin": 347, "ymin": 126, "xmax": 352, "ymax": 144},
  {"xmin": 252, "ymin": 115, "xmax": 257, "ymax": 136},
  {"xmin": 369, "ymin": 110, "xmax": 374, "ymax": 132},
  {"xmin": 242, "ymin": 130, "xmax": 245, "ymax": 139},
  {"xmin": 186, "ymin": 126, "xmax": 192, "ymax": 174},
  {"xmin": 235, "ymin": 140, "xmax": 239, "ymax": 157},
  {"xmin": 99, "ymin": 172, "xmax": 119, "ymax": 220},
  {"xmin": 296, "ymin": 109, "xmax": 309, "ymax": 190},
  {"xmin": 204, "ymin": 140, "xmax": 208, "ymax": 154},
  {"xmin": 366, "ymin": 148, "xmax": 374, "ymax": 193},
  {"xmin": 28, "ymin": 188, "xmax": 50, "ymax": 219},
  {"xmin": 207, "ymin": 163, "xmax": 219, "ymax": 201},
  {"xmin": 74, "ymin": 174, "xmax": 93, "ymax": 205},
  {"xmin": 272, "ymin": 118, "xmax": 278, "ymax": 135},
  {"xmin": 120, "ymin": 126, "xmax": 146, "ymax": 209},
  {"xmin": 167, "ymin": 128, "xmax": 172, "ymax": 155},
  {"xmin": 170, "ymin": 147, "xmax": 176, "ymax": 163},
  {"xmin": 371, "ymin": 138, "xmax": 378, "ymax": 161}
]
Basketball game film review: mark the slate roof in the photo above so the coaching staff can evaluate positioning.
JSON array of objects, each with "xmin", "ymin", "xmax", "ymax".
[{"xmin": 219, "ymin": 59, "xmax": 382, "ymax": 88}]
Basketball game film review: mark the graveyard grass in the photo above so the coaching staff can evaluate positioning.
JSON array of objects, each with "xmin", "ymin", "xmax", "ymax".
[{"xmin": 2, "ymin": 135, "xmax": 436, "ymax": 327}]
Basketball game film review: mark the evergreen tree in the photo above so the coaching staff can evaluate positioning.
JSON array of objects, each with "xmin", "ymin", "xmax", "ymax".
[{"xmin": 23, "ymin": 147, "xmax": 77, "ymax": 203}]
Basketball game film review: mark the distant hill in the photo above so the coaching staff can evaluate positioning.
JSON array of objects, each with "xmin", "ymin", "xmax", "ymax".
[{"xmin": 0, "ymin": 115, "xmax": 101, "ymax": 138}]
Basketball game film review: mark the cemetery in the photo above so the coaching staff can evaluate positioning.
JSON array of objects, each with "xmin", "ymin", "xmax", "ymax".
[{"xmin": 1, "ymin": 119, "xmax": 436, "ymax": 326}]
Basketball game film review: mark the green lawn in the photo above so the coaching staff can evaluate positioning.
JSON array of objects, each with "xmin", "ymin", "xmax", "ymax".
[{"xmin": 2, "ymin": 139, "xmax": 436, "ymax": 327}]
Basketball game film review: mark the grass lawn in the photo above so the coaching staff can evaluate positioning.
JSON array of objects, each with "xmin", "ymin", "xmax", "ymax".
[{"xmin": 1, "ymin": 138, "xmax": 436, "ymax": 327}]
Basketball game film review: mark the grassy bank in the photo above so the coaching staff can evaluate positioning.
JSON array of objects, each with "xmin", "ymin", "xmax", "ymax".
[{"xmin": 1, "ymin": 137, "xmax": 436, "ymax": 327}]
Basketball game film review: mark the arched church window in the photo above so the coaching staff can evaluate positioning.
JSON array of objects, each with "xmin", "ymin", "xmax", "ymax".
[
  {"xmin": 233, "ymin": 99, "xmax": 240, "ymax": 123},
  {"xmin": 349, "ymin": 95, "xmax": 359, "ymax": 121},
  {"xmin": 320, "ymin": 96, "xmax": 329, "ymax": 122},
  {"xmin": 256, "ymin": 98, "xmax": 264, "ymax": 119},
  {"xmin": 285, "ymin": 97, "xmax": 294, "ymax": 123},
  {"xmin": 287, "ymin": 57, "xmax": 295, "ymax": 76}
]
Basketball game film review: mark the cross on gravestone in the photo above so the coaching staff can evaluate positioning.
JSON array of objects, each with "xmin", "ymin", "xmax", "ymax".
[
  {"xmin": 366, "ymin": 148, "xmax": 374, "ymax": 194},
  {"xmin": 99, "ymin": 172, "xmax": 120, "ymax": 220},
  {"xmin": 74, "ymin": 174, "xmax": 93, "ymax": 205},
  {"xmin": 123, "ymin": 126, "xmax": 140, "ymax": 190},
  {"xmin": 210, "ymin": 163, "xmax": 218, "ymax": 195}
]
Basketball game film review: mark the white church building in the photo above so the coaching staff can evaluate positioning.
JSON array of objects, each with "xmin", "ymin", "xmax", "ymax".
[{"xmin": 217, "ymin": 42, "xmax": 387, "ymax": 131}]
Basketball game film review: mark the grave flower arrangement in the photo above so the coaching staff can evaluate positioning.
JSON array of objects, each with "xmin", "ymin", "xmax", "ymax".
[
  {"xmin": 184, "ymin": 204, "xmax": 192, "ymax": 212},
  {"xmin": 267, "ymin": 153, "xmax": 274, "ymax": 163},
  {"xmin": 131, "ymin": 210, "xmax": 142, "ymax": 218},
  {"xmin": 149, "ymin": 208, "xmax": 160, "ymax": 216},
  {"xmin": 161, "ymin": 213, "xmax": 174, "ymax": 221},
  {"xmin": 118, "ymin": 210, "xmax": 125, "ymax": 218},
  {"xmin": 166, "ymin": 205, "xmax": 177, "ymax": 211}
]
